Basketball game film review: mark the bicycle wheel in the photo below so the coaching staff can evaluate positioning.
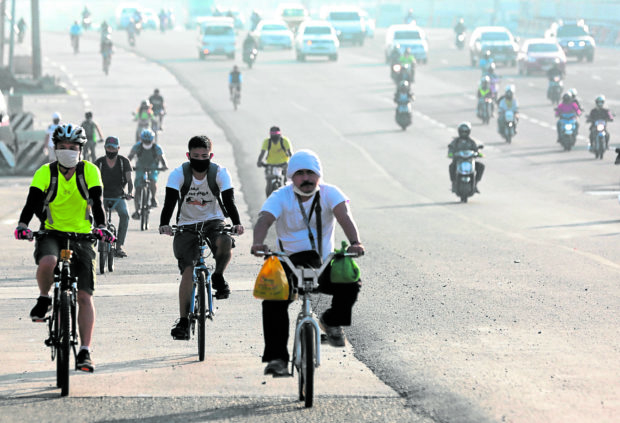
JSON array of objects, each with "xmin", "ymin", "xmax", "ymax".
[
  {"xmin": 108, "ymin": 245, "xmax": 114, "ymax": 272},
  {"xmin": 99, "ymin": 248, "xmax": 106, "ymax": 274},
  {"xmin": 140, "ymin": 188, "xmax": 150, "ymax": 231},
  {"xmin": 58, "ymin": 291, "xmax": 71, "ymax": 396},
  {"xmin": 299, "ymin": 323, "xmax": 315, "ymax": 408},
  {"xmin": 196, "ymin": 271, "xmax": 206, "ymax": 361}
]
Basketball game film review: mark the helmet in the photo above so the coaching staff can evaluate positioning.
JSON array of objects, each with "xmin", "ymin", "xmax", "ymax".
[
  {"xmin": 154, "ymin": 88, "xmax": 160, "ymax": 95},
  {"xmin": 233, "ymin": 65, "xmax": 239, "ymax": 72},
  {"xmin": 595, "ymin": 95, "xmax": 605, "ymax": 107},
  {"xmin": 52, "ymin": 112, "xmax": 61, "ymax": 120},
  {"xmin": 480, "ymin": 76, "xmax": 490, "ymax": 87},
  {"xmin": 487, "ymin": 62, "xmax": 496, "ymax": 73},
  {"xmin": 505, "ymin": 85, "xmax": 514, "ymax": 93},
  {"xmin": 52, "ymin": 124, "xmax": 86, "ymax": 146},
  {"xmin": 404, "ymin": 47, "xmax": 411, "ymax": 54},
  {"xmin": 484, "ymin": 50, "xmax": 491, "ymax": 58},
  {"xmin": 562, "ymin": 93, "xmax": 572, "ymax": 103},
  {"xmin": 568, "ymin": 88, "xmax": 578, "ymax": 99},
  {"xmin": 140, "ymin": 99, "xmax": 150, "ymax": 108},
  {"xmin": 140, "ymin": 129, "xmax": 155, "ymax": 142},
  {"xmin": 85, "ymin": 111, "xmax": 93, "ymax": 119},
  {"xmin": 457, "ymin": 121, "xmax": 471, "ymax": 137}
]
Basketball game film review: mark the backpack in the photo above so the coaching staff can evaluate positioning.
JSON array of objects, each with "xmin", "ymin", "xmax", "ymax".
[
  {"xmin": 43, "ymin": 161, "xmax": 91, "ymax": 223},
  {"xmin": 177, "ymin": 161, "xmax": 228, "ymax": 221},
  {"xmin": 267, "ymin": 136, "xmax": 286, "ymax": 154},
  {"xmin": 95, "ymin": 156, "xmax": 126, "ymax": 187}
]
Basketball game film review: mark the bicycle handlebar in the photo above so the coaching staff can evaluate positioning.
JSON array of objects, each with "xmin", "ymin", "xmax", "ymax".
[
  {"xmin": 171, "ymin": 224, "xmax": 239, "ymax": 236},
  {"xmin": 32, "ymin": 230, "xmax": 101, "ymax": 242}
]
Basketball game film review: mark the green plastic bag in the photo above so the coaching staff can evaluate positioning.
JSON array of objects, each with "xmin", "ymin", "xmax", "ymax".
[{"xmin": 330, "ymin": 241, "xmax": 361, "ymax": 283}]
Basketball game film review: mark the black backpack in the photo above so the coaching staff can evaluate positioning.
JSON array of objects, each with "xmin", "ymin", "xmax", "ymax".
[
  {"xmin": 43, "ymin": 161, "xmax": 91, "ymax": 223},
  {"xmin": 177, "ymin": 161, "xmax": 228, "ymax": 221}
]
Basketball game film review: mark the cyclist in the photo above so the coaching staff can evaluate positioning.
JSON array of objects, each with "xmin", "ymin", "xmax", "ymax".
[
  {"xmin": 15, "ymin": 123, "xmax": 114, "ymax": 372},
  {"xmin": 80, "ymin": 111, "xmax": 104, "ymax": 162},
  {"xmin": 134, "ymin": 99, "xmax": 154, "ymax": 142},
  {"xmin": 128, "ymin": 129, "xmax": 168, "ymax": 219},
  {"xmin": 149, "ymin": 88, "xmax": 166, "ymax": 130},
  {"xmin": 256, "ymin": 126, "xmax": 293, "ymax": 182},
  {"xmin": 44, "ymin": 112, "xmax": 62, "ymax": 161},
  {"xmin": 158, "ymin": 135, "xmax": 245, "ymax": 340},
  {"xmin": 250, "ymin": 149, "xmax": 365, "ymax": 376},
  {"xmin": 94, "ymin": 136, "xmax": 133, "ymax": 257},
  {"xmin": 229, "ymin": 65, "xmax": 242, "ymax": 100},
  {"xmin": 69, "ymin": 20, "xmax": 82, "ymax": 52}
]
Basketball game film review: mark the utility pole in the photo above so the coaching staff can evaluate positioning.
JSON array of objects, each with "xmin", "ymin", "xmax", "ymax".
[
  {"xmin": 0, "ymin": 0, "xmax": 6, "ymax": 67},
  {"xmin": 8, "ymin": 0, "xmax": 15, "ymax": 73},
  {"xmin": 31, "ymin": 0, "xmax": 41, "ymax": 79}
]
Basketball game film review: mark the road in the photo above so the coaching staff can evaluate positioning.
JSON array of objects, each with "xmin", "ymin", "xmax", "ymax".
[{"xmin": 0, "ymin": 26, "xmax": 619, "ymax": 423}]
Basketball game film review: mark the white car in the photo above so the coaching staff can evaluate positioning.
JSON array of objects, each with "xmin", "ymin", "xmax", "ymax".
[
  {"xmin": 385, "ymin": 24, "xmax": 428, "ymax": 64},
  {"xmin": 324, "ymin": 7, "xmax": 366, "ymax": 45},
  {"xmin": 295, "ymin": 20, "xmax": 339, "ymax": 61},
  {"xmin": 252, "ymin": 19, "xmax": 294, "ymax": 50},
  {"xmin": 197, "ymin": 17, "xmax": 236, "ymax": 59}
]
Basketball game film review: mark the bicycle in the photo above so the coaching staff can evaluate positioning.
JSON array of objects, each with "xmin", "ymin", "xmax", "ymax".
[
  {"xmin": 231, "ymin": 84, "xmax": 241, "ymax": 110},
  {"xmin": 171, "ymin": 224, "xmax": 237, "ymax": 361},
  {"xmin": 31, "ymin": 230, "xmax": 105, "ymax": 396},
  {"xmin": 98, "ymin": 196, "xmax": 128, "ymax": 274},
  {"xmin": 134, "ymin": 167, "xmax": 166, "ymax": 231},
  {"xmin": 260, "ymin": 163, "xmax": 286, "ymax": 197},
  {"xmin": 255, "ymin": 249, "xmax": 359, "ymax": 408}
]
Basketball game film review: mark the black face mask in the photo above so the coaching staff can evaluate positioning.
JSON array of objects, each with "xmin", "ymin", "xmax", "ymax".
[
  {"xmin": 190, "ymin": 158, "xmax": 210, "ymax": 173},
  {"xmin": 106, "ymin": 151, "xmax": 118, "ymax": 159}
]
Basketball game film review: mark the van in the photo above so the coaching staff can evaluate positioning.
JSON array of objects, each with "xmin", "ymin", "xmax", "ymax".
[
  {"xmin": 324, "ymin": 7, "xmax": 366, "ymax": 46},
  {"xmin": 197, "ymin": 17, "xmax": 236, "ymax": 60}
]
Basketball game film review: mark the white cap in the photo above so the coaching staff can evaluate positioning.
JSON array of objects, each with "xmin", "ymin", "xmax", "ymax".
[
  {"xmin": 52, "ymin": 112, "xmax": 61, "ymax": 120},
  {"xmin": 286, "ymin": 149, "xmax": 323, "ymax": 179}
]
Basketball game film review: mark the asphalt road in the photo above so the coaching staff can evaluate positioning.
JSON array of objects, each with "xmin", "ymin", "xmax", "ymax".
[{"xmin": 1, "ymin": 26, "xmax": 619, "ymax": 423}]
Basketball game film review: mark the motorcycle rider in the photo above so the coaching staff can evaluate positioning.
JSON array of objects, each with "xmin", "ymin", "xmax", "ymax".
[
  {"xmin": 398, "ymin": 48, "xmax": 416, "ymax": 83},
  {"xmin": 454, "ymin": 17, "xmax": 466, "ymax": 35},
  {"xmin": 477, "ymin": 76, "xmax": 494, "ymax": 118},
  {"xmin": 243, "ymin": 33, "xmax": 258, "ymax": 64},
  {"xmin": 448, "ymin": 122, "xmax": 484, "ymax": 193},
  {"xmin": 567, "ymin": 88, "xmax": 583, "ymax": 113},
  {"xmin": 555, "ymin": 93, "xmax": 582, "ymax": 143},
  {"xmin": 149, "ymin": 89, "xmax": 166, "ymax": 130},
  {"xmin": 479, "ymin": 50, "xmax": 494, "ymax": 73},
  {"xmin": 394, "ymin": 80, "xmax": 414, "ymax": 104},
  {"xmin": 101, "ymin": 34, "xmax": 114, "ymax": 72},
  {"xmin": 256, "ymin": 126, "xmax": 293, "ymax": 182},
  {"xmin": 586, "ymin": 95, "xmax": 614, "ymax": 149},
  {"xmin": 404, "ymin": 8, "xmax": 415, "ymax": 24},
  {"xmin": 229, "ymin": 65, "xmax": 242, "ymax": 100},
  {"xmin": 497, "ymin": 85, "xmax": 519, "ymax": 135},
  {"xmin": 546, "ymin": 60, "xmax": 565, "ymax": 100},
  {"xmin": 389, "ymin": 44, "xmax": 401, "ymax": 65}
]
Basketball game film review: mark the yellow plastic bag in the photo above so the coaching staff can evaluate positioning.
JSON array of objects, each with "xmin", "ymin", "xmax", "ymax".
[{"xmin": 253, "ymin": 256, "xmax": 289, "ymax": 300}]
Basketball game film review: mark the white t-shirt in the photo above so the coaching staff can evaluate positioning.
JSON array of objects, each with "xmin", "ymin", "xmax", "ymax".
[
  {"xmin": 166, "ymin": 163, "xmax": 233, "ymax": 225},
  {"xmin": 261, "ymin": 183, "xmax": 348, "ymax": 260}
]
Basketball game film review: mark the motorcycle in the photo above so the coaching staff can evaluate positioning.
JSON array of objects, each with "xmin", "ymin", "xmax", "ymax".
[
  {"xmin": 590, "ymin": 120, "xmax": 608, "ymax": 159},
  {"xmin": 547, "ymin": 76, "xmax": 563, "ymax": 105},
  {"xmin": 500, "ymin": 110, "xmax": 517, "ymax": 143},
  {"xmin": 455, "ymin": 32, "xmax": 465, "ymax": 49},
  {"xmin": 558, "ymin": 112, "xmax": 578, "ymax": 151},
  {"xmin": 82, "ymin": 16, "xmax": 92, "ymax": 30},
  {"xmin": 128, "ymin": 31, "xmax": 136, "ymax": 47},
  {"xmin": 395, "ymin": 94, "xmax": 412, "ymax": 130},
  {"xmin": 102, "ymin": 50, "xmax": 112, "ymax": 75},
  {"xmin": 243, "ymin": 48, "xmax": 258, "ymax": 69},
  {"xmin": 452, "ymin": 147, "xmax": 483, "ymax": 203},
  {"xmin": 391, "ymin": 63, "xmax": 414, "ymax": 85},
  {"xmin": 477, "ymin": 97, "xmax": 493, "ymax": 124},
  {"xmin": 261, "ymin": 163, "xmax": 286, "ymax": 197}
]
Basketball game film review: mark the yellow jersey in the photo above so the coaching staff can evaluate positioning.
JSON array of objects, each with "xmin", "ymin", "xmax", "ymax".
[{"xmin": 261, "ymin": 136, "xmax": 292, "ymax": 165}]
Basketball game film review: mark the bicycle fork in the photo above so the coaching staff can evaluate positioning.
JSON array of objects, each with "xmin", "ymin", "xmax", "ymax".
[{"xmin": 293, "ymin": 298, "xmax": 321, "ymax": 370}]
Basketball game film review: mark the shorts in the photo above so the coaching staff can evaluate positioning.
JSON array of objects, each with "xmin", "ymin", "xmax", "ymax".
[
  {"xmin": 34, "ymin": 233, "xmax": 97, "ymax": 295},
  {"xmin": 172, "ymin": 220, "xmax": 233, "ymax": 273},
  {"xmin": 134, "ymin": 170, "xmax": 159, "ymax": 188}
]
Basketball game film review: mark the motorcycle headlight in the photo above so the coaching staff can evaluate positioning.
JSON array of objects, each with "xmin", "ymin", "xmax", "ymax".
[
  {"xmin": 564, "ymin": 123, "xmax": 572, "ymax": 130},
  {"xmin": 596, "ymin": 124, "xmax": 605, "ymax": 131},
  {"xmin": 392, "ymin": 64, "xmax": 401, "ymax": 72}
]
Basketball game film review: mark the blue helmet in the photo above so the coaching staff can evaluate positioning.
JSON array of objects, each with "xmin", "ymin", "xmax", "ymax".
[{"xmin": 140, "ymin": 129, "xmax": 155, "ymax": 142}]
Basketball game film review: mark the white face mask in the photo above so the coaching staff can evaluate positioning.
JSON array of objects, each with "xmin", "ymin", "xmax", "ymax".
[
  {"xmin": 142, "ymin": 142, "xmax": 153, "ymax": 150},
  {"xmin": 56, "ymin": 149, "xmax": 80, "ymax": 168},
  {"xmin": 293, "ymin": 184, "xmax": 319, "ymax": 197}
]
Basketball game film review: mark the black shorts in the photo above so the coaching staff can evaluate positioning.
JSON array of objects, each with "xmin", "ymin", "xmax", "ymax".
[
  {"xmin": 172, "ymin": 220, "xmax": 233, "ymax": 273},
  {"xmin": 34, "ymin": 233, "xmax": 97, "ymax": 295}
]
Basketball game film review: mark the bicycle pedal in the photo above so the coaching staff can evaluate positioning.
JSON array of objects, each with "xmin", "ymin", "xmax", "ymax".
[
  {"xmin": 320, "ymin": 334, "xmax": 328, "ymax": 344},
  {"xmin": 44, "ymin": 338, "xmax": 53, "ymax": 346},
  {"xmin": 77, "ymin": 365, "xmax": 94, "ymax": 373}
]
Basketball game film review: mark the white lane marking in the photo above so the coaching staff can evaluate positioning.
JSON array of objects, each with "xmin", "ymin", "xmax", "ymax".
[{"xmin": 592, "ymin": 75, "xmax": 602, "ymax": 81}]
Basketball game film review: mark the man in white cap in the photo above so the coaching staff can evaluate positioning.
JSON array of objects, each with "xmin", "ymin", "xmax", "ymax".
[
  {"xmin": 251, "ymin": 149, "xmax": 365, "ymax": 377},
  {"xmin": 44, "ymin": 112, "xmax": 62, "ymax": 161}
]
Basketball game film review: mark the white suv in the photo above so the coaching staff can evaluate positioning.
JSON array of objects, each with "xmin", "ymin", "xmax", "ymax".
[
  {"xmin": 295, "ymin": 20, "xmax": 339, "ymax": 61},
  {"xmin": 324, "ymin": 7, "xmax": 366, "ymax": 46},
  {"xmin": 385, "ymin": 24, "xmax": 428, "ymax": 64}
]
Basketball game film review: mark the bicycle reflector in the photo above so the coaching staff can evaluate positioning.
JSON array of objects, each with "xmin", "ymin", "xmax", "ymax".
[{"xmin": 60, "ymin": 249, "xmax": 73, "ymax": 261}]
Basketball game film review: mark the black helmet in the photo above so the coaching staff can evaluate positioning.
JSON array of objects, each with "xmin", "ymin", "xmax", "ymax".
[
  {"xmin": 457, "ymin": 122, "xmax": 471, "ymax": 137},
  {"xmin": 562, "ymin": 93, "xmax": 572, "ymax": 103},
  {"xmin": 85, "ymin": 111, "xmax": 93, "ymax": 119},
  {"xmin": 399, "ymin": 80, "xmax": 410, "ymax": 91},
  {"xmin": 52, "ymin": 124, "xmax": 87, "ymax": 146}
]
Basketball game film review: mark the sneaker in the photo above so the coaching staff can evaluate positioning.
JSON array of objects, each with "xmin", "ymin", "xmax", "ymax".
[
  {"xmin": 319, "ymin": 315, "xmax": 345, "ymax": 347},
  {"xmin": 264, "ymin": 359, "xmax": 289, "ymax": 377},
  {"xmin": 115, "ymin": 246, "xmax": 127, "ymax": 258},
  {"xmin": 131, "ymin": 211, "xmax": 140, "ymax": 220},
  {"xmin": 76, "ymin": 349, "xmax": 94, "ymax": 372},
  {"xmin": 211, "ymin": 273, "xmax": 230, "ymax": 300},
  {"xmin": 30, "ymin": 296, "xmax": 52, "ymax": 321},
  {"xmin": 150, "ymin": 198, "xmax": 158, "ymax": 208},
  {"xmin": 171, "ymin": 318, "xmax": 190, "ymax": 340}
]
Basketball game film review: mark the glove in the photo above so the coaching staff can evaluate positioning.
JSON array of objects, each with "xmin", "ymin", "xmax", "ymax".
[
  {"xmin": 93, "ymin": 228, "xmax": 116, "ymax": 243},
  {"xmin": 15, "ymin": 226, "xmax": 33, "ymax": 240}
]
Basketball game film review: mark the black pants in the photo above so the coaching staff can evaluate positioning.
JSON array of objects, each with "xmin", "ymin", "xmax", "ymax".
[{"xmin": 261, "ymin": 250, "xmax": 361, "ymax": 363}]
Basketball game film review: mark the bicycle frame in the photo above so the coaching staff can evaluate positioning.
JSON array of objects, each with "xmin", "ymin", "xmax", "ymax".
[{"xmin": 188, "ymin": 238, "xmax": 215, "ymax": 323}]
